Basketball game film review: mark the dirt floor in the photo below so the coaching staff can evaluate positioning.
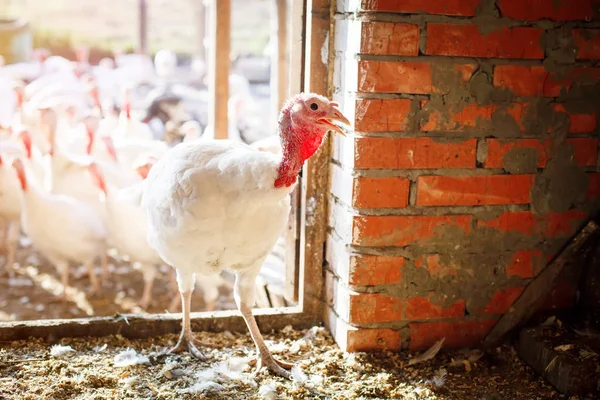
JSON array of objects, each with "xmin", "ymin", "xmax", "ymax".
[
  {"xmin": 0, "ymin": 235, "xmax": 288, "ymax": 321},
  {"xmin": 0, "ymin": 241, "xmax": 238, "ymax": 321},
  {"xmin": 0, "ymin": 326, "xmax": 565, "ymax": 400}
]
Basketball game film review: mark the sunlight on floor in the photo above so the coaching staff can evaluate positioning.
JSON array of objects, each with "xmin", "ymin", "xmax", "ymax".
[{"xmin": 13, "ymin": 263, "xmax": 95, "ymax": 316}]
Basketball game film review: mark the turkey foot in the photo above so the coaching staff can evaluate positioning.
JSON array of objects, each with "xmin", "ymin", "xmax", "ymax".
[
  {"xmin": 249, "ymin": 352, "xmax": 294, "ymax": 378},
  {"xmin": 167, "ymin": 290, "xmax": 221, "ymax": 359},
  {"xmin": 251, "ymin": 353, "xmax": 292, "ymax": 378},
  {"xmin": 166, "ymin": 330, "xmax": 221, "ymax": 360}
]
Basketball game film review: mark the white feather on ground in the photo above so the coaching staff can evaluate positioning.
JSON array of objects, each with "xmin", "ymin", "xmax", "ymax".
[
  {"xmin": 258, "ymin": 383, "xmax": 279, "ymax": 399},
  {"xmin": 50, "ymin": 344, "xmax": 75, "ymax": 357},
  {"xmin": 113, "ymin": 348, "xmax": 149, "ymax": 367},
  {"xmin": 408, "ymin": 337, "xmax": 446, "ymax": 366}
]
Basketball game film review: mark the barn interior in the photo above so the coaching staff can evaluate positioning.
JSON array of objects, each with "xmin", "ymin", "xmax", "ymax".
[{"xmin": 0, "ymin": 0, "xmax": 599, "ymax": 399}]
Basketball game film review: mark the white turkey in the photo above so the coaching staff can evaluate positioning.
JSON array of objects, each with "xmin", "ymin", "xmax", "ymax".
[
  {"xmin": 11, "ymin": 158, "xmax": 107, "ymax": 299},
  {"xmin": 132, "ymin": 93, "xmax": 349, "ymax": 377}
]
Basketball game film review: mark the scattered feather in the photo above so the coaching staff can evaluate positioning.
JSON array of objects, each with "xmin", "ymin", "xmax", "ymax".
[
  {"xmin": 545, "ymin": 356, "xmax": 559, "ymax": 373},
  {"xmin": 302, "ymin": 326, "xmax": 323, "ymax": 342},
  {"xmin": 291, "ymin": 364, "xmax": 309, "ymax": 385},
  {"xmin": 282, "ymin": 325, "xmax": 294, "ymax": 335},
  {"xmin": 408, "ymin": 338, "xmax": 445, "ymax": 366},
  {"xmin": 182, "ymin": 381, "xmax": 224, "ymax": 394},
  {"xmin": 553, "ymin": 344, "xmax": 573, "ymax": 352},
  {"xmin": 310, "ymin": 374, "xmax": 324, "ymax": 387},
  {"xmin": 268, "ymin": 341, "xmax": 288, "ymax": 354},
  {"xmin": 113, "ymin": 348, "xmax": 149, "ymax": 367},
  {"xmin": 93, "ymin": 344, "xmax": 108, "ymax": 353},
  {"xmin": 344, "ymin": 353, "xmax": 364, "ymax": 371},
  {"xmin": 541, "ymin": 316, "xmax": 556, "ymax": 326},
  {"xmin": 120, "ymin": 376, "xmax": 137, "ymax": 389},
  {"xmin": 425, "ymin": 368, "xmax": 448, "ymax": 387},
  {"xmin": 215, "ymin": 356, "xmax": 254, "ymax": 383},
  {"xmin": 259, "ymin": 383, "xmax": 278, "ymax": 399},
  {"xmin": 50, "ymin": 345, "xmax": 75, "ymax": 357},
  {"xmin": 289, "ymin": 339, "xmax": 309, "ymax": 354}
]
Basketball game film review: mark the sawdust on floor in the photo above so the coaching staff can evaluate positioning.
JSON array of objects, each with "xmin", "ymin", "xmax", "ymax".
[{"xmin": 0, "ymin": 326, "xmax": 564, "ymax": 399}]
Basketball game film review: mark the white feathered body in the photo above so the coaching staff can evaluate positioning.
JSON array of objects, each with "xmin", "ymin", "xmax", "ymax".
[
  {"xmin": 140, "ymin": 140, "xmax": 292, "ymax": 280},
  {"xmin": 20, "ymin": 177, "xmax": 106, "ymax": 266},
  {"xmin": 107, "ymin": 188, "xmax": 161, "ymax": 266}
]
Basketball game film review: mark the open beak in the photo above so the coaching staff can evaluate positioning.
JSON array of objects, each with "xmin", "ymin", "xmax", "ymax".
[{"xmin": 320, "ymin": 105, "xmax": 351, "ymax": 136}]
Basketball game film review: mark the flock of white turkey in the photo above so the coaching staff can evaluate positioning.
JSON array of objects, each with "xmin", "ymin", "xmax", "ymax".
[{"xmin": 0, "ymin": 48, "xmax": 283, "ymax": 316}]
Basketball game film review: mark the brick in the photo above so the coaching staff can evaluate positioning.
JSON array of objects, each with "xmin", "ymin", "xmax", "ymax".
[
  {"xmin": 426, "ymin": 24, "xmax": 544, "ymax": 59},
  {"xmin": 479, "ymin": 210, "xmax": 588, "ymax": 237},
  {"xmin": 566, "ymin": 113, "xmax": 597, "ymax": 133},
  {"xmin": 497, "ymin": 0, "xmax": 597, "ymax": 21},
  {"xmin": 353, "ymin": 215, "xmax": 472, "ymax": 247},
  {"xmin": 409, "ymin": 319, "xmax": 498, "ymax": 350},
  {"xmin": 573, "ymin": 29, "xmax": 600, "ymax": 60},
  {"xmin": 483, "ymin": 287, "xmax": 525, "ymax": 314},
  {"xmin": 586, "ymin": 173, "xmax": 600, "ymax": 200},
  {"xmin": 415, "ymin": 254, "xmax": 458, "ymax": 278},
  {"xmin": 544, "ymin": 67, "xmax": 600, "ymax": 97},
  {"xmin": 484, "ymin": 138, "xmax": 599, "ymax": 169},
  {"xmin": 349, "ymin": 293, "xmax": 403, "ymax": 324},
  {"xmin": 354, "ymin": 99, "xmax": 412, "ymax": 132},
  {"xmin": 416, "ymin": 175, "xmax": 535, "ymax": 206},
  {"xmin": 358, "ymin": 61, "xmax": 431, "ymax": 93},
  {"xmin": 420, "ymin": 102, "xmax": 493, "ymax": 131},
  {"xmin": 354, "ymin": 176, "xmax": 410, "ymax": 208},
  {"xmin": 360, "ymin": 0, "xmax": 480, "ymax": 16},
  {"xmin": 347, "ymin": 328, "xmax": 402, "ymax": 352},
  {"xmin": 478, "ymin": 211, "xmax": 538, "ymax": 235},
  {"xmin": 432, "ymin": 63, "xmax": 478, "ymax": 95},
  {"xmin": 361, "ymin": 22, "xmax": 419, "ymax": 56},
  {"xmin": 506, "ymin": 250, "xmax": 542, "ymax": 278},
  {"xmin": 355, "ymin": 137, "xmax": 477, "ymax": 169},
  {"xmin": 405, "ymin": 297, "xmax": 465, "ymax": 320},
  {"xmin": 495, "ymin": 66, "xmax": 600, "ymax": 97},
  {"xmin": 421, "ymin": 101, "xmax": 595, "ymax": 133},
  {"xmin": 349, "ymin": 255, "xmax": 404, "ymax": 286},
  {"xmin": 493, "ymin": 65, "xmax": 548, "ymax": 97},
  {"xmin": 420, "ymin": 102, "xmax": 524, "ymax": 132},
  {"xmin": 545, "ymin": 210, "xmax": 588, "ymax": 237},
  {"xmin": 552, "ymin": 104, "xmax": 597, "ymax": 133}
]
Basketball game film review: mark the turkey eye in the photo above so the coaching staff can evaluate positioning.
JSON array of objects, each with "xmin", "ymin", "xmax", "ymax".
[{"xmin": 310, "ymin": 103, "xmax": 318, "ymax": 111}]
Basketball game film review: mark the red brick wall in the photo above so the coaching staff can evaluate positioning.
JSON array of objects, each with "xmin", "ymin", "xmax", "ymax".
[{"xmin": 326, "ymin": 0, "xmax": 600, "ymax": 352}]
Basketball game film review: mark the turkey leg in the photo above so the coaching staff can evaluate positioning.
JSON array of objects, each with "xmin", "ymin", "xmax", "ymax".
[
  {"xmin": 166, "ymin": 289, "xmax": 221, "ymax": 358},
  {"xmin": 138, "ymin": 265, "xmax": 157, "ymax": 309},
  {"xmin": 234, "ymin": 268, "xmax": 293, "ymax": 378}
]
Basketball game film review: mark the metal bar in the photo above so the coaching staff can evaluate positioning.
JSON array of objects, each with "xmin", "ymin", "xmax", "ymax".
[
  {"xmin": 195, "ymin": 0, "xmax": 206, "ymax": 60},
  {"xmin": 207, "ymin": 0, "xmax": 230, "ymax": 140},
  {"xmin": 138, "ymin": 0, "xmax": 148, "ymax": 54}
]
